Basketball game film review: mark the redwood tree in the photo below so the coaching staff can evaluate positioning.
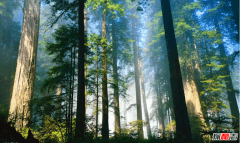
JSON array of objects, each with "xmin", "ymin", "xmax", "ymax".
[
  {"xmin": 160, "ymin": 0, "xmax": 192, "ymax": 141},
  {"xmin": 75, "ymin": 0, "xmax": 86, "ymax": 141},
  {"xmin": 8, "ymin": 0, "xmax": 40, "ymax": 130}
]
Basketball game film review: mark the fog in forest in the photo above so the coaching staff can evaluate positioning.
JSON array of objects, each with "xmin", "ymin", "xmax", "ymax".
[{"xmin": 0, "ymin": 0, "xmax": 239, "ymax": 142}]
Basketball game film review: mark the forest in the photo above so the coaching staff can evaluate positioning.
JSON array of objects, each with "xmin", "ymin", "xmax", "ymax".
[{"xmin": 0, "ymin": 0, "xmax": 239, "ymax": 142}]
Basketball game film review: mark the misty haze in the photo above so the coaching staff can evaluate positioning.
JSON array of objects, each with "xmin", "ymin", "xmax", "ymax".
[{"xmin": 0, "ymin": 0, "xmax": 239, "ymax": 143}]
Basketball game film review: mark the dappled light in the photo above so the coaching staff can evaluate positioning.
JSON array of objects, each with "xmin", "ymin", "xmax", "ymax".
[{"xmin": 0, "ymin": 0, "xmax": 239, "ymax": 142}]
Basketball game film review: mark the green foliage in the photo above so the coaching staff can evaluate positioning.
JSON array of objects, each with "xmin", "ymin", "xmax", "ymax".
[
  {"xmin": 18, "ymin": 127, "xmax": 29, "ymax": 139},
  {"xmin": 86, "ymin": 0, "xmax": 125, "ymax": 18},
  {"xmin": 122, "ymin": 120, "xmax": 147, "ymax": 138},
  {"xmin": 165, "ymin": 120, "xmax": 176, "ymax": 134}
]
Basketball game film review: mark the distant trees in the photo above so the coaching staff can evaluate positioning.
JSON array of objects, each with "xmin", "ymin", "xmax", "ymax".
[
  {"xmin": 3, "ymin": 0, "xmax": 238, "ymax": 142},
  {"xmin": 112, "ymin": 17, "xmax": 121, "ymax": 137},
  {"xmin": 139, "ymin": 58, "xmax": 151, "ymax": 137},
  {"xmin": 8, "ymin": 0, "xmax": 40, "ymax": 130},
  {"xmin": 0, "ymin": 0, "xmax": 21, "ymax": 117},
  {"xmin": 132, "ymin": 17, "xmax": 144, "ymax": 139}
]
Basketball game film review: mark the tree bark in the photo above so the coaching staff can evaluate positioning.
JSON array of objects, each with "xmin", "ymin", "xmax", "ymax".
[
  {"xmin": 180, "ymin": 32, "xmax": 205, "ymax": 143},
  {"xmin": 157, "ymin": 85, "xmax": 165, "ymax": 137},
  {"xmin": 8, "ymin": 0, "xmax": 40, "ymax": 130},
  {"xmin": 56, "ymin": 84, "xmax": 62, "ymax": 121},
  {"xmin": 160, "ymin": 0, "xmax": 192, "ymax": 141},
  {"xmin": 84, "ymin": 7, "xmax": 88, "ymax": 118},
  {"xmin": 101, "ymin": 1, "xmax": 109, "ymax": 140},
  {"xmin": 132, "ymin": 17, "xmax": 144, "ymax": 139},
  {"xmin": 75, "ymin": 0, "xmax": 85, "ymax": 141},
  {"xmin": 95, "ymin": 45, "xmax": 99, "ymax": 138},
  {"xmin": 139, "ymin": 58, "xmax": 151, "ymax": 137},
  {"xmin": 112, "ymin": 18, "xmax": 121, "ymax": 137}
]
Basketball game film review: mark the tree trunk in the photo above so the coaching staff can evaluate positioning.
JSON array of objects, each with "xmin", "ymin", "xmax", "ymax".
[
  {"xmin": 75, "ymin": 0, "xmax": 85, "ymax": 141},
  {"xmin": 180, "ymin": 32, "xmax": 205, "ymax": 143},
  {"xmin": 56, "ymin": 84, "xmax": 62, "ymax": 121},
  {"xmin": 101, "ymin": 1, "xmax": 109, "ymax": 140},
  {"xmin": 188, "ymin": 33, "xmax": 205, "ymax": 113},
  {"xmin": 214, "ymin": 18, "xmax": 239, "ymax": 132},
  {"xmin": 157, "ymin": 85, "xmax": 165, "ymax": 137},
  {"xmin": 132, "ymin": 17, "xmax": 144, "ymax": 139},
  {"xmin": 84, "ymin": 7, "xmax": 88, "ymax": 117},
  {"xmin": 139, "ymin": 58, "xmax": 151, "ymax": 137},
  {"xmin": 112, "ymin": 18, "xmax": 121, "ymax": 137},
  {"xmin": 95, "ymin": 45, "xmax": 99, "ymax": 138},
  {"xmin": 8, "ymin": 0, "xmax": 40, "ymax": 130},
  {"xmin": 160, "ymin": 0, "xmax": 192, "ymax": 141}
]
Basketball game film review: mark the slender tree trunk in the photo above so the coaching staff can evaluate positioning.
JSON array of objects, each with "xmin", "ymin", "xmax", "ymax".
[
  {"xmin": 70, "ymin": 45, "xmax": 76, "ymax": 136},
  {"xmin": 160, "ymin": 0, "xmax": 192, "ymax": 141},
  {"xmin": 84, "ymin": 7, "xmax": 88, "ymax": 118},
  {"xmin": 139, "ymin": 58, "xmax": 151, "ymax": 137},
  {"xmin": 8, "ymin": 0, "xmax": 40, "ymax": 130},
  {"xmin": 75, "ymin": 0, "xmax": 85, "ymax": 141},
  {"xmin": 112, "ymin": 18, "xmax": 121, "ymax": 137},
  {"xmin": 132, "ymin": 17, "xmax": 144, "ymax": 139},
  {"xmin": 157, "ymin": 85, "xmax": 165, "ymax": 137},
  {"xmin": 214, "ymin": 18, "xmax": 239, "ymax": 132},
  {"xmin": 95, "ymin": 46, "xmax": 99, "ymax": 138},
  {"xmin": 101, "ymin": 1, "xmax": 109, "ymax": 140},
  {"xmin": 56, "ymin": 84, "xmax": 62, "ymax": 121},
  {"xmin": 162, "ymin": 45, "xmax": 175, "ymax": 121},
  {"xmin": 124, "ymin": 98, "xmax": 127, "ymax": 128}
]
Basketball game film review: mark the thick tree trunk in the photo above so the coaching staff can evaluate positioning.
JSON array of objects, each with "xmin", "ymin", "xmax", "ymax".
[
  {"xmin": 188, "ymin": 33, "xmax": 205, "ymax": 112},
  {"xmin": 132, "ymin": 17, "xmax": 144, "ymax": 139},
  {"xmin": 160, "ymin": 0, "xmax": 192, "ymax": 141},
  {"xmin": 214, "ymin": 18, "xmax": 239, "ymax": 132},
  {"xmin": 112, "ymin": 18, "xmax": 121, "ymax": 137},
  {"xmin": 101, "ymin": 1, "xmax": 109, "ymax": 140},
  {"xmin": 75, "ymin": 0, "xmax": 85, "ymax": 141},
  {"xmin": 8, "ymin": 0, "xmax": 40, "ymax": 130},
  {"xmin": 139, "ymin": 58, "xmax": 151, "ymax": 137},
  {"xmin": 180, "ymin": 32, "xmax": 205, "ymax": 143}
]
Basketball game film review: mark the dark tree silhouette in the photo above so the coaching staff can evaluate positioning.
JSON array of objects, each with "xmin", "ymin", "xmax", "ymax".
[
  {"xmin": 160, "ymin": 0, "xmax": 192, "ymax": 141},
  {"xmin": 75, "ymin": 0, "xmax": 86, "ymax": 141}
]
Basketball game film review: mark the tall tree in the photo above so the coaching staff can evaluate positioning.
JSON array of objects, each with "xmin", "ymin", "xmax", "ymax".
[
  {"xmin": 75, "ymin": 0, "xmax": 86, "ymax": 141},
  {"xmin": 139, "ymin": 57, "xmax": 151, "ymax": 137},
  {"xmin": 8, "ymin": 0, "xmax": 40, "ymax": 130},
  {"xmin": 132, "ymin": 17, "xmax": 144, "ymax": 139},
  {"xmin": 160, "ymin": 0, "xmax": 192, "ymax": 141},
  {"xmin": 101, "ymin": 0, "xmax": 109, "ymax": 140},
  {"xmin": 112, "ymin": 18, "xmax": 121, "ymax": 137}
]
